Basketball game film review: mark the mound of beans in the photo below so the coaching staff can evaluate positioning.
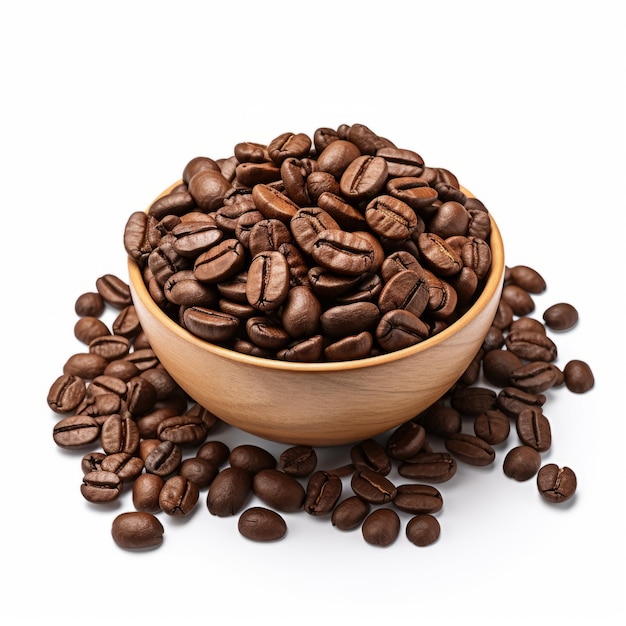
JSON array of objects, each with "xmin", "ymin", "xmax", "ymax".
[
  {"xmin": 49, "ymin": 258, "xmax": 593, "ymax": 549},
  {"xmin": 123, "ymin": 123, "xmax": 494, "ymax": 362}
]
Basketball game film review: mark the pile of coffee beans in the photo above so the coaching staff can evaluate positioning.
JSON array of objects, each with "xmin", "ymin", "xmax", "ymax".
[
  {"xmin": 123, "ymin": 123, "xmax": 494, "ymax": 362},
  {"xmin": 48, "ymin": 124, "xmax": 594, "ymax": 548},
  {"xmin": 48, "ymin": 261, "xmax": 593, "ymax": 549}
]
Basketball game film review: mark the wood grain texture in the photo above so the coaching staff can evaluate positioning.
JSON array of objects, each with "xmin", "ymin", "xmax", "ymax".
[{"xmin": 128, "ymin": 185, "xmax": 505, "ymax": 446}]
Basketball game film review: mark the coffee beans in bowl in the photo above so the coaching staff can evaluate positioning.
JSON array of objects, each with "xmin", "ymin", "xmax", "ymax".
[{"xmin": 124, "ymin": 123, "xmax": 505, "ymax": 445}]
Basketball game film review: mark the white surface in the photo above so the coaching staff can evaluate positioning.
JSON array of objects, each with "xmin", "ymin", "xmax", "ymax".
[{"xmin": 1, "ymin": 1, "xmax": 624, "ymax": 624}]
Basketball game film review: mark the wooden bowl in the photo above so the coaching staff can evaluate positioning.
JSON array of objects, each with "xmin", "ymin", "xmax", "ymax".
[{"xmin": 128, "ymin": 186, "xmax": 505, "ymax": 446}]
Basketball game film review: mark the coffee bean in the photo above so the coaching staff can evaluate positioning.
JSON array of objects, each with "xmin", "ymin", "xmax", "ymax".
[
  {"xmin": 406, "ymin": 514, "xmax": 441, "ymax": 547},
  {"xmin": 279, "ymin": 445, "xmax": 317, "ymax": 477},
  {"xmin": 507, "ymin": 265, "xmax": 546, "ymax": 294},
  {"xmin": 304, "ymin": 471, "xmax": 343, "ymax": 515},
  {"xmin": 350, "ymin": 439, "xmax": 392, "ymax": 475},
  {"xmin": 445, "ymin": 433, "xmax": 495, "ymax": 466},
  {"xmin": 537, "ymin": 464, "xmax": 577, "ymax": 503},
  {"xmin": 503, "ymin": 446, "xmax": 541, "ymax": 481},
  {"xmin": 361, "ymin": 508, "xmax": 401, "ymax": 547},
  {"xmin": 253, "ymin": 469, "xmax": 306, "ymax": 512},
  {"xmin": 111, "ymin": 512, "xmax": 164, "ymax": 550},
  {"xmin": 53, "ymin": 414, "xmax": 100, "ymax": 449},
  {"xmin": 238, "ymin": 507, "xmax": 287, "ymax": 542},
  {"xmin": 385, "ymin": 421, "xmax": 426, "ymax": 461},
  {"xmin": 516, "ymin": 408, "xmax": 552, "ymax": 452},
  {"xmin": 331, "ymin": 496, "xmax": 371, "ymax": 531},
  {"xmin": 563, "ymin": 359, "xmax": 594, "ymax": 393},
  {"xmin": 473, "ymin": 409, "xmax": 510, "ymax": 445},
  {"xmin": 393, "ymin": 483, "xmax": 443, "ymax": 514},
  {"xmin": 95, "ymin": 274, "xmax": 132, "ymax": 309},
  {"xmin": 75, "ymin": 291, "xmax": 105, "ymax": 317},
  {"xmin": 351, "ymin": 468, "xmax": 397, "ymax": 504},
  {"xmin": 100, "ymin": 453, "xmax": 144, "ymax": 482},
  {"xmin": 229, "ymin": 445, "xmax": 276, "ymax": 474},
  {"xmin": 543, "ymin": 302, "xmax": 579, "ymax": 330},
  {"xmin": 133, "ymin": 473, "xmax": 165, "ymax": 513},
  {"xmin": 81, "ymin": 470, "xmax": 122, "ymax": 503},
  {"xmin": 48, "ymin": 374, "xmax": 87, "ymax": 414},
  {"xmin": 398, "ymin": 452, "xmax": 458, "ymax": 483},
  {"xmin": 159, "ymin": 475, "xmax": 199, "ymax": 516},
  {"xmin": 206, "ymin": 467, "xmax": 253, "ymax": 517}
]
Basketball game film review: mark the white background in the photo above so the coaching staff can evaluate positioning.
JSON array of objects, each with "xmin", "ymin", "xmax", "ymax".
[{"xmin": 1, "ymin": 1, "xmax": 624, "ymax": 624}]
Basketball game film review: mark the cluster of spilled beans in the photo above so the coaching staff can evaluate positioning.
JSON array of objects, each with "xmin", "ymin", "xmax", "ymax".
[
  {"xmin": 123, "ymin": 123, "xmax": 494, "ymax": 362},
  {"xmin": 49, "ymin": 259, "xmax": 593, "ymax": 548}
]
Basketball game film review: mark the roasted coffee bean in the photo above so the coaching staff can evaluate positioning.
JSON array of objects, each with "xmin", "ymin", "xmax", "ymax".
[
  {"xmin": 516, "ymin": 408, "xmax": 552, "ymax": 452},
  {"xmin": 238, "ymin": 507, "xmax": 287, "ymax": 542},
  {"xmin": 393, "ymin": 484, "xmax": 443, "ymax": 515},
  {"xmin": 132, "ymin": 473, "xmax": 165, "ymax": 513},
  {"xmin": 450, "ymin": 386, "xmax": 497, "ymax": 416},
  {"xmin": 53, "ymin": 414, "xmax": 100, "ymax": 449},
  {"xmin": 196, "ymin": 440, "xmax": 230, "ymax": 467},
  {"xmin": 398, "ymin": 452, "xmax": 457, "ymax": 483},
  {"xmin": 304, "ymin": 471, "xmax": 343, "ymax": 515},
  {"xmin": 81, "ymin": 451, "xmax": 106, "ymax": 474},
  {"xmin": 501, "ymin": 284, "xmax": 535, "ymax": 316},
  {"xmin": 125, "ymin": 376, "xmax": 157, "ymax": 416},
  {"xmin": 100, "ymin": 413, "xmax": 140, "ymax": 455},
  {"xmin": 563, "ymin": 359, "xmax": 594, "ymax": 393},
  {"xmin": 351, "ymin": 468, "xmax": 397, "ymax": 504},
  {"xmin": 229, "ymin": 445, "xmax": 276, "ymax": 474},
  {"xmin": 187, "ymin": 169, "xmax": 230, "ymax": 211},
  {"xmin": 377, "ymin": 146, "xmax": 424, "ymax": 178},
  {"xmin": 123, "ymin": 348, "xmax": 160, "ymax": 371},
  {"xmin": 277, "ymin": 335, "xmax": 325, "ymax": 362},
  {"xmin": 378, "ymin": 269, "xmax": 429, "ymax": 317},
  {"xmin": 159, "ymin": 475, "xmax": 199, "ymax": 516},
  {"xmin": 111, "ymin": 512, "xmax": 164, "ymax": 550},
  {"xmin": 74, "ymin": 316, "xmax": 111, "ymax": 345},
  {"xmin": 406, "ymin": 514, "xmax": 440, "ymax": 547},
  {"xmin": 497, "ymin": 387, "xmax": 546, "ymax": 418},
  {"xmin": 365, "ymin": 195, "xmax": 418, "ymax": 240},
  {"xmin": 482, "ymin": 349, "xmax": 524, "ymax": 387},
  {"xmin": 247, "ymin": 218, "xmax": 292, "ymax": 256},
  {"xmin": 81, "ymin": 470, "xmax": 122, "ymax": 503},
  {"xmin": 207, "ymin": 466, "xmax": 253, "ymax": 517},
  {"xmin": 503, "ymin": 445, "xmax": 542, "ymax": 481},
  {"xmin": 350, "ymin": 438, "xmax": 391, "ymax": 475},
  {"xmin": 171, "ymin": 219, "xmax": 222, "ymax": 258},
  {"xmin": 482, "ymin": 326, "xmax": 505, "ymax": 352},
  {"xmin": 543, "ymin": 302, "xmax": 578, "ymax": 331},
  {"xmin": 508, "ymin": 265, "xmax": 546, "ymax": 294},
  {"xmin": 386, "ymin": 421, "xmax": 426, "ymax": 461},
  {"xmin": 75, "ymin": 291, "xmax": 105, "ymax": 317},
  {"xmin": 246, "ymin": 251, "xmax": 291, "ymax": 312},
  {"xmin": 418, "ymin": 405, "xmax": 462, "ymax": 438},
  {"xmin": 100, "ymin": 453, "xmax": 144, "ymax": 482},
  {"xmin": 324, "ymin": 331, "xmax": 373, "ymax": 361},
  {"xmin": 473, "ymin": 409, "xmax": 510, "ymax": 445},
  {"xmin": 63, "ymin": 353, "xmax": 109, "ymax": 380},
  {"xmin": 96, "ymin": 274, "xmax": 132, "ymax": 309},
  {"xmin": 48, "ymin": 374, "xmax": 87, "ymax": 414},
  {"xmin": 279, "ymin": 445, "xmax": 317, "ymax": 477},
  {"xmin": 417, "ymin": 232, "xmax": 463, "ymax": 277},
  {"xmin": 88, "ymin": 335, "xmax": 131, "ymax": 361},
  {"xmin": 194, "ymin": 239, "xmax": 246, "ymax": 284},
  {"xmin": 505, "ymin": 330, "xmax": 558, "ymax": 362},
  {"xmin": 179, "ymin": 457, "xmax": 219, "ymax": 489},
  {"xmin": 386, "ymin": 176, "xmax": 439, "ymax": 211},
  {"xmin": 157, "ymin": 414, "xmax": 208, "ymax": 446},
  {"xmin": 509, "ymin": 361, "xmax": 561, "ymax": 394},
  {"xmin": 281, "ymin": 286, "xmax": 322, "ymax": 338},
  {"xmin": 252, "ymin": 183, "xmax": 300, "ymax": 222},
  {"xmin": 320, "ymin": 302, "xmax": 380, "ymax": 338},
  {"xmin": 331, "ymin": 496, "xmax": 371, "ymax": 531},
  {"xmin": 339, "ymin": 155, "xmax": 388, "ymax": 201},
  {"xmin": 311, "ymin": 229, "xmax": 376, "ymax": 277},
  {"xmin": 144, "ymin": 440, "xmax": 182, "ymax": 477},
  {"xmin": 361, "ymin": 508, "xmax": 400, "ymax": 547},
  {"xmin": 537, "ymin": 464, "xmax": 577, "ymax": 503},
  {"xmin": 429, "ymin": 201, "xmax": 470, "ymax": 238},
  {"xmin": 492, "ymin": 298, "xmax": 514, "ymax": 330},
  {"xmin": 104, "ymin": 359, "xmax": 141, "ymax": 382},
  {"xmin": 375, "ymin": 309, "xmax": 429, "ymax": 352},
  {"xmin": 182, "ymin": 307, "xmax": 240, "ymax": 343},
  {"xmin": 87, "ymin": 375, "xmax": 128, "ymax": 400},
  {"xmin": 253, "ymin": 469, "xmax": 306, "ymax": 512},
  {"xmin": 148, "ymin": 189, "xmax": 195, "ymax": 220},
  {"xmin": 445, "ymin": 433, "xmax": 495, "ymax": 466},
  {"xmin": 246, "ymin": 316, "xmax": 291, "ymax": 351},
  {"xmin": 267, "ymin": 131, "xmax": 312, "ymax": 165}
]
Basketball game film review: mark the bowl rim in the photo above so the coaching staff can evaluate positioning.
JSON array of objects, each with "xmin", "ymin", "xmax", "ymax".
[{"xmin": 128, "ymin": 183, "xmax": 505, "ymax": 373}]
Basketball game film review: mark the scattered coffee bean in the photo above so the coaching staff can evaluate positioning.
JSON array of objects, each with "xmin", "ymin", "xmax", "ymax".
[
  {"xmin": 111, "ymin": 512, "xmax": 164, "ymax": 550},
  {"xmin": 238, "ymin": 507, "xmax": 287, "ymax": 542},
  {"xmin": 537, "ymin": 464, "xmax": 577, "ymax": 504},
  {"xmin": 405, "ymin": 514, "xmax": 441, "ymax": 547}
]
